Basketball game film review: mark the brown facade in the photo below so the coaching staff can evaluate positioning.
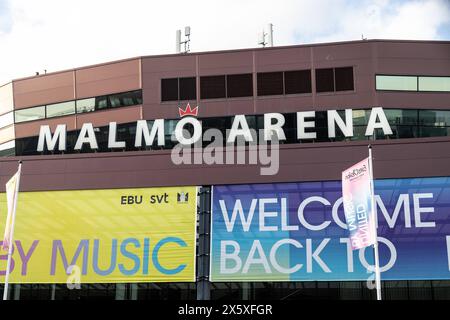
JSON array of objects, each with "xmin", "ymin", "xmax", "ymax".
[{"xmin": 1, "ymin": 39, "xmax": 449, "ymax": 192}]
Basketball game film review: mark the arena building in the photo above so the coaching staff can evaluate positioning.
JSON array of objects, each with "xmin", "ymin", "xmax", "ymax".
[{"xmin": 0, "ymin": 39, "xmax": 449, "ymax": 300}]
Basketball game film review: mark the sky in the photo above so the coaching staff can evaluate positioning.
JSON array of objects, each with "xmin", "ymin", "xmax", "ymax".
[{"xmin": 0, "ymin": 0, "xmax": 449, "ymax": 84}]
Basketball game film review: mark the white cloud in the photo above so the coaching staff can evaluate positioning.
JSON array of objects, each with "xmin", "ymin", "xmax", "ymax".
[{"xmin": 0, "ymin": 0, "xmax": 449, "ymax": 84}]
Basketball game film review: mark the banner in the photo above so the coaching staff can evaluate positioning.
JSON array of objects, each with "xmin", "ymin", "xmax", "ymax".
[
  {"xmin": 342, "ymin": 158, "xmax": 376, "ymax": 249},
  {"xmin": 2, "ymin": 171, "xmax": 20, "ymax": 251},
  {"xmin": 0, "ymin": 186, "xmax": 197, "ymax": 283},
  {"xmin": 210, "ymin": 178, "xmax": 450, "ymax": 281}
]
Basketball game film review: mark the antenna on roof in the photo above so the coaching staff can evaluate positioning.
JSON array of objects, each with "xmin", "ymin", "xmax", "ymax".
[
  {"xmin": 176, "ymin": 26, "xmax": 191, "ymax": 54},
  {"xmin": 267, "ymin": 23, "xmax": 273, "ymax": 47},
  {"xmin": 258, "ymin": 23, "xmax": 274, "ymax": 48}
]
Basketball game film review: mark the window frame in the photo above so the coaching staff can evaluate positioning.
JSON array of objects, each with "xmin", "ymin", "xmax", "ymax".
[
  {"xmin": 375, "ymin": 74, "xmax": 419, "ymax": 92},
  {"xmin": 256, "ymin": 71, "xmax": 284, "ymax": 97},
  {"xmin": 14, "ymin": 105, "xmax": 46, "ymax": 123},
  {"xmin": 200, "ymin": 75, "xmax": 227, "ymax": 100},
  {"xmin": 334, "ymin": 66, "xmax": 355, "ymax": 92},
  {"xmin": 418, "ymin": 75, "xmax": 450, "ymax": 93},
  {"xmin": 315, "ymin": 68, "xmax": 336, "ymax": 93},
  {"xmin": 284, "ymin": 69, "xmax": 312, "ymax": 95},
  {"xmin": 226, "ymin": 73, "xmax": 254, "ymax": 98}
]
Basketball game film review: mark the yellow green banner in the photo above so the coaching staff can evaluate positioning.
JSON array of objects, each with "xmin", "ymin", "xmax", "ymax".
[{"xmin": 0, "ymin": 186, "xmax": 197, "ymax": 283}]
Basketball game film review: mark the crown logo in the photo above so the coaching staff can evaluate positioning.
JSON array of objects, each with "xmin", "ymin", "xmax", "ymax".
[{"xmin": 178, "ymin": 103, "xmax": 198, "ymax": 118}]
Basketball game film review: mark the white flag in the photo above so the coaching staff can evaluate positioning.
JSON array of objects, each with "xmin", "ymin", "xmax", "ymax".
[{"xmin": 2, "ymin": 170, "xmax": 20, "ymax": 251}]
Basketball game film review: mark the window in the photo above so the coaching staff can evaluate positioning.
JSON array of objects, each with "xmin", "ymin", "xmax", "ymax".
[
  {"xmin": 120, "ymin": 90, "xmax": 143, "ymax": 106},
  {"xmin": 107, "ymin": 91, "xmax": 142, "ymax": 108},
  {"xmin": 109, "ymin": 94, "xmax": 122, "ymax": 107},
  {"xmin": 15, "ymin": 106, "xmax": 45, "ymax": 123},
  {"xmin": 76, "ymin": 98, "xmax": 95, "ymax": 113},
  {"xmin": 384, "ymin": 109, "xmax": 418, "ymax": 126},
  {"xmin": 315, "ymin": 68, "xmax": 334, "ymax": 92},
  {"xmin": 13, "ymin": 90, "xmax": 143, "ymax": 124},
  {"xmin": 316, "ymin": 67, "xmax": 354, "ymax": 93},
  {"xmin": 376, "ymin": 75, "xmax": 450, "ymax": 92},
  {"xmin": 227, "ymin": 74, "xmax": 253, "ymax": 98},
  {"xmin": 418, "ymin": 76, "xmax": 450, "ymax": 92},
  {"xmin": 335, "ymin": 67, "xmax": 354, "ymax": 91},
  {"xmin": 257, "ymin": 72, "xmax": 283, "ymax": 96},
  {"xmin": 161, "ymin": 77, "xmax": 196, "ymax": 101},
  {"xmin": 161, "ymin": 78, "xmax": 179, "ymax": 101},
  {"xmin": 201, "ymin": 75, "xmax": 226, "ymax": 99},
  {"xmin": 96, "ymin": 96, "xmax": 109, "ymax": 110},
  {"xmin": 419, "ymin": 110, "xmax": 450, "ymax": 126},
  {"xmin": 0, "ymin": 112, "xmax": 13, "ymax": 129},
  {"xmin": 384, "ymin": 109, "xmax": 419, "ymax": 139},
  {"xmin": 284, "ymin": 70, "xmax": 311, "ymax": 94},
  {"xmin": 165, "ymin": 119, "xmax": 179, "ymax": 148},
  {"xmin": 376, "ymin": 75, "xmax": 417, "ymax": 91},
  {"xmin": 46, "ymin": 101, "xmax": 75, "ymax": 118},
  {"xmin": 0, "ymin": 140, "xmax": 15, "ymax": 156},
  {"xmin": 179, "ymin": 77, "xmax": 196, "ymax": 100}
]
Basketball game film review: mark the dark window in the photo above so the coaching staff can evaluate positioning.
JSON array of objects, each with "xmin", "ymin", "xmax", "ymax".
[
  {"xmin": 179, "ymin": 77, "xmax": 196, "ymax": 100},
  {"xmin": 335, "ymin": 67, "xmax": 354, "ymax": 91},
  {"xmin": 257, "ymin": 72, "xmax": 283, "ymax": 96},
  {"xmin": 120, "ymin": 90, "xmax": 142, "ymax": 106},
  {"xmin": 285, "ymin": 70, "xmax": 311, "ymax": 94},
  {"xmin": 108, "ymin": 94, "xmax": 122, "ymax": 108},
  {"xmin": 227, "ymin": 74, "xmax": 253, "ymax": 98},
  {"xmin": 95, "ymin": 96, "xmax": 109, "ymax": 110},
  {"xmin": 315, "ymin": 68, "xmax": 334, "ymax": 92},
  {"xmin": 200, "ymin": 75, "xmax": 226, "ymax": 99},
  {"xmin": 161, "ymin": 78, "xmax": 179, "ymax": 101}
]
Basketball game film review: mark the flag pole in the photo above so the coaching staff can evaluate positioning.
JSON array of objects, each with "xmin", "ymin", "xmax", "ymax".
[
  {"xmin": 368, "ymin": 146, "xmax": 381, "ymax": 300},
  {"xmin": 3, "ymin": 161, "xmax": 22, "ymax": 301}
]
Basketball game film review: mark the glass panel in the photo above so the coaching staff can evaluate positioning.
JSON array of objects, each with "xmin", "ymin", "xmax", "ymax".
[
  {"xmin": 419, "ymin": 110, "xmax": 450, "ymax": 126},
  {"xmin": 351, "ymin": 126, "xmax": 369, "ymax": 141},
  {"xmin": 419, "ymin": 126, "xmax": 450, "ymax": 138},
  {"xmin": 0, "ymin": 140, "xmax": 14, "ymax": 152},
  {"xmin": 335, "ymin": 67, "xmax": 354, "ymax": 91},
  {"xmin": 76, "ymin": 98, "xmax": 95, "ymax": 113},
  {"xmin": 376, "ymin": 75, "xmax": 417, "ymax": 91},
  {"xmin": 95, "ymin": 96, "xmax": 109, "ymax": 110},
  {"xmin": 384, "ymin": 109, "xmax": 418, "ymax": 125},
  {"xmin": 120, "ymin": 90, "xmax": 142, "ymax": 106},
  {"xmin": 46, "ymin": 101, "xmax": 75, "ymax": 118},
  {"xmin": 165, "ymin": 119, "xmax": 179, "ymax": 148},
  {"xmin": 284, "ymin": 70, "xmax": 311, "ymax": 94},
  {"xmin": 200, "ymin": 75, "xmax": 226, "ymax": 99},
  {"xmin": 108, "ymin": 94, "xmax": 122, "ymax": 107},
  {"xmin": 161, "ymin": 78, "xmax": 179, "ymax": 101},
  {"xmin": 179, "ymin": 77, "xmax": 196, "ymax": 100},
  {"xmin": 227, "ymin": 74, "xmax": 253, "ymax": 98},
  {"xmin": 257, "ymin": 72, "xmax": 283, "ymax": 96},
  {"xmin": 0, "ymin": 111, "xmax": 13, "ymax": 129},
  {"xmin": 315, "ymin": 68, "xmax": 334, "ymax": 92},
  {"xmin": 15, "ymin": 106, "xmax": 45, "ymax": 123},
  {"xmin": 0, "ymin": 82, "xmax": 14, "ymax": 115},
  {"xmin": 390, "ymin": 125, "xmax": 418, "ymax": 139},
  {"xmin": 418, "ymin": 76, "xmax": 450, "ymax": 92},
  {"xmin": 352, "ymin": 109, "xmax": 371, "ymax": 126}
]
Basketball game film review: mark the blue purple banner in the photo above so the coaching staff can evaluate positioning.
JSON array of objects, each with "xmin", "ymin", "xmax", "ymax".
[{"xmin": 210, "ymin": 177, "xmax": 450, "ymax": 281}]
